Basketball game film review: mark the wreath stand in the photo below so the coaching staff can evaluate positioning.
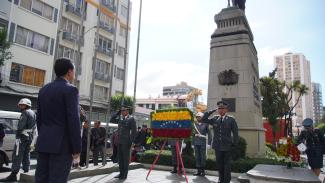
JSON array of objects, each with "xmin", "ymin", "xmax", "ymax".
[{"xmin": 146, "ymin": 139, "xmax": 189, "ymax": 183}]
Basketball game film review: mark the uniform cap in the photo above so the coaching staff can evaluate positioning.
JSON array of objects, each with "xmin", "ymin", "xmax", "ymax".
[
  {"xmin": 121, "ymin": 105, "xmax": 131, "ymax": 110},
  {"xmin": 217, "ymin": 100, "xmax": 228, "ymax": 109},
  {"xmin": 302, "ymin": 118, "xmax": 313, "ymax": 127}
]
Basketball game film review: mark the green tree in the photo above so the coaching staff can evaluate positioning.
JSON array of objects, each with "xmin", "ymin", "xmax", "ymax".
[
  {"xmin": 110, "ymin": 94, "xmax": 133, "ymax": 113},
  {"xmin": 0, "ymin": 28, "xmax": 12, "ymax": 66},
  {"xmin": 283, "ymin": 80, "xmax": 308, "ymax": 137},
  {"xmin": 260, "ymin": 69, "xmax": 287, "ymax": 149}
]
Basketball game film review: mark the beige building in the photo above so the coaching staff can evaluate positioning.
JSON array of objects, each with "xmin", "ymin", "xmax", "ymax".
[
  {"xmin": 312, "ymin": 82, "xmax": 323, "ymax": 124},
  {"xmin": 274, "ymin": 52, "xmax": 313, "ymax": 130},
  {"xmin": 0, "ymin": 0, "xmax": 131, "ymax": 122}
]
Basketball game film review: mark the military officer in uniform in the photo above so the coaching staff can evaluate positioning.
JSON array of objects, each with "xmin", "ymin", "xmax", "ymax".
[
  {"xmin": 193, "ymin": 112, "xmax": 209, "ymax": 176},
  {"xmin": 202, "ymin": 101, "xmax": 238, "ymax": 183},
  {"xmin": 0, "ymin": 98, "xmax": 36, "ymax": 182},
  {"xmin": 110, "ymin": 106, "xmax": 137, "ymax": 180}
]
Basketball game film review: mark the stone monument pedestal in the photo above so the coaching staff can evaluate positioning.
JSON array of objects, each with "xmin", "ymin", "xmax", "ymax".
[
  {"xmin": 246, "ymin": 164, "xmax": 321, "ymax": 183},
  {"xmin": 208, "ymin": 7, "xmax": 265, "ymax": 157}
]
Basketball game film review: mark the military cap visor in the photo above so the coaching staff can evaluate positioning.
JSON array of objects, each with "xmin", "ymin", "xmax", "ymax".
[
  {"xmin": 121, "ymin": 105, "xmax": 132, "ymax": 111},
  {"xmin": 302, "ymin": 118, "xmax": 313, "ymax": 127},
  {"xmin": 217, "ymin": 101, "xmax": 228, "ymax": 108}
]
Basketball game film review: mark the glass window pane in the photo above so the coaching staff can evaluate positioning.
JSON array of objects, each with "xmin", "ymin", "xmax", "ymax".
[
  {"xmin": 20, "ymin": 0, "xmax": 32, "ymax": 10},
  {"xmin": 9, "ymin": 63, "xmax": 22, "ymax": 82},
  {"xmin": 32, "ymin": 0, "xmax": 43, "ymax": 16},
  {"xmin": 15, "ymin": 26, "xmax": 28, "ymax": 46},
  {"xmin": 43, "ymin": 4, "xmax": 53, "ymax": 20}
]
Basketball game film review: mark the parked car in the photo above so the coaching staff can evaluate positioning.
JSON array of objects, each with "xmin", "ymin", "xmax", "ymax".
[{"xmin": 0, "ymin": 110, "xmax": 20, "ymax": 167}]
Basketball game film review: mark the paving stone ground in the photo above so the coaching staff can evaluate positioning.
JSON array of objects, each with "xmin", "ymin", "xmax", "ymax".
[{"xmin": 69, "ymin": 168, "xmax": 239, "ymax": 183}]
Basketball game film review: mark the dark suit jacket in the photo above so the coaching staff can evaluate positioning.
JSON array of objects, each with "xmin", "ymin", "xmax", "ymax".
[{"xmin": 36, "ymin": 77, "xmax": 81, "ymax": 154}]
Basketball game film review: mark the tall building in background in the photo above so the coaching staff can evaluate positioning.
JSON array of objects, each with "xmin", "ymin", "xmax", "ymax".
[
  {"xmin": 0, "ymin": 0, "xmax": 60, "ymax": 111},
  {"xmin": 274, "ymin": 52, "xmax": 313, "ymax": 130},
  {"xmin": 312, "ymin": 82, "xmax": 323, "ymax": 123},
  {"xmin": 0, "ymin": 0, "xmax": 131, "ymax": 122}
]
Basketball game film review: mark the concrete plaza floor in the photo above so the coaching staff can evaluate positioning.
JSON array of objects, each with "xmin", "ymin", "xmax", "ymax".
[{"xmin": 69, "ymin": 168, "xmax": 240, "ymax": 183}]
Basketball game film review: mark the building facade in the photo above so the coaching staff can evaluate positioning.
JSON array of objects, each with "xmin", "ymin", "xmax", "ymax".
[
  {"xmin": 0, "ymin": 0, "xmax": 131, "ymax": 122},
  {"xmin": 312, "ymin": 82, "xmax": 323, "ymax": 124},
  {"xmin": 162, "ymin": 81, "xmax": 196, "ymax": 96},
  {"xmin": 274, "ymin": 52, "xmax": 313, "ymax": 129}
]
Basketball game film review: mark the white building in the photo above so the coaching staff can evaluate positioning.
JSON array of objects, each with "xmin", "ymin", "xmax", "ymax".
[
  {"xmin": 274, "ymin": 52, "xmax": 313, "ymax": 129},
  {"xmin": 0, "ymin": 0, "xmax": 60, "ymax": 111},
  {"xmin": 0, "ymin": 0, "xmax": 131, "ymax": 122}
]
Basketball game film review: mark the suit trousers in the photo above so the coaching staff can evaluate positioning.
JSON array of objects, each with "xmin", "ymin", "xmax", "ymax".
[
  {"xmin": 118, "ymin": 144, "xmax": 131, "ymax": 177},
  {"xmin": 171, "ymin": 145, "xmax": 177, "ymax": 166},
  {"xmin": 35, "ymin": 152, "xmax": 72, "ymax": 183},
  {"xmin": 92, "ymin": 145, "xmax": 105, "ymax": 165},
  {"xmin": 215, "ymin": 150, "xmax": 231, "ymax": 183},
  {"xmin": 194, "ymin": 145, "xmax": 206, "ymax": 168}
]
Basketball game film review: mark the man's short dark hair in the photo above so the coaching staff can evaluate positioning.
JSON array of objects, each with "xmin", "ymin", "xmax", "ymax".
[{"xmin": 54, "ymin": 58, "xmax": 74, "ymax": 77}]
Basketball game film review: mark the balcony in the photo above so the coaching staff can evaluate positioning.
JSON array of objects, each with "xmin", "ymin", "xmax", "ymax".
[
  {"xmin": 95, "ymin": 72, "xmax": 110, "ymax": 82},
  {"xmin": 96, "ymin": 47, "xmax": 112, "ymax": 57},
  {"xmin": 65, "ymin": 4, "xmax": 82, "ymax": 17},
  {"xmin": 102, "ymin": 0, "xmax": 116, "ymax": 12},
  {"xmin": 99, "ymin": 21, "xmax": 115, "ymax": 34},
  {"xmin": 62, "ymin": 32, "xmax": 84, "ymax": 46}
]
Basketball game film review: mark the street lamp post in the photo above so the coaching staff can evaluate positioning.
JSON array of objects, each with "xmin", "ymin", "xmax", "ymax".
[{"xmin": 132, "ymin": 0, "xmax": 143, "ymax": 114}]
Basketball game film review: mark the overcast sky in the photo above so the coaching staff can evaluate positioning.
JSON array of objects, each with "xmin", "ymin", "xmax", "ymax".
[{"xmin": 126, "ymin": 0, "xmax": 325, "ymax": 104}]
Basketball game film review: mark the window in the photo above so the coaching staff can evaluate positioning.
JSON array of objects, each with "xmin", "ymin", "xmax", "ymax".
[
  {"xmin": 9, "ymin": 63, "xmax": 45, "ymax": 87},
  {"xmin": 94, "ymin": 85, "xmax": 108, "ymax": 100},
  {"xmin": 61, "ymin": 17, "xmax": 80, "ymax": 36},
  {"xmin": 20, "ymin": 0, "xmax": 54, "ymax": 21},
  {"xmin": 119, "ymin": 26, "xmax": 126, "ymax": 37},
  {"xmin": 115, "ymin": 67, "xmax": 124, "ymax": 80},
  {"xmin": 98, "ymin": 36, "xmax": 112, "ymax": 51},
  {"xmin": 118, "ymin": 46, "xmax": 124, "ymax": 57},
  {"xmin": 100, "ymin": 13, "xmax": 114, "ymax": 28},
  {"xmin": 15, "ymin": 26, "xmax": 50, "ymax": 53},
  {"xmin": 120, "ymin": 5, "xmax": 128, "ymax": 18},
  {"xmin": 95, "ymin": 59, "xmax": 109, "ymax": 75}
]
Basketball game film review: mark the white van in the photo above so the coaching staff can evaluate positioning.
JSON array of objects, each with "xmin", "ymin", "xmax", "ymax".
[{"xmin": 0, "ymin": 110, "xmax": 21, "ymax": 167}]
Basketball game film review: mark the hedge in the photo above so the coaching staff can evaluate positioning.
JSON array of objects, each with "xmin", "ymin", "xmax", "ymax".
[{"xmin": 137, "ymin": 150, "xmax": 295, "ymax": 173}]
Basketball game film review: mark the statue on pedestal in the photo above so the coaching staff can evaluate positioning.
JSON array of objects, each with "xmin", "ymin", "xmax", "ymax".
[{"xmin": 228, "ymin": 0, "xmax": 246, "ymax": 11}]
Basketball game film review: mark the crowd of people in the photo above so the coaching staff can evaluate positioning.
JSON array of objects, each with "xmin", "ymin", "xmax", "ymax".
[{"xmin": 0, "ymin": 58, "xmax": 324, "ymax": 183}]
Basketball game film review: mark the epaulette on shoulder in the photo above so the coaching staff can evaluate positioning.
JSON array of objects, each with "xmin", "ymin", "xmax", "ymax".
[
  {"xmin": 226, "ymin": 115, "xmax": 235, "ymax": 119},
  {"xmin": 208, "ymin": 115, "xmax": 219, "ymax": 120}
]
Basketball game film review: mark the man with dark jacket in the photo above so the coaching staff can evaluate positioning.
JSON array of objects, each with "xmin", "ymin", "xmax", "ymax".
[
  {"xmin": 202, "ymin": 101, "xmax": 238, "ymax": 183},
  {"xmin": 80, "ymin": 121, "xmax": 89, "ymax": 167},
  {"xmin": 91, "ymin": 121, "xmax": 106, "ymax": 166},
  {"xmin": 0, "ymin": 98, "xmax": 36, "ymax": 182},
  {"xmin": 35, "ymin": 58, "xmax": 81, "ymax": 183},
  {"xmin": 110, "ymin": 106, "xmax": 137, "ymax": 180}
]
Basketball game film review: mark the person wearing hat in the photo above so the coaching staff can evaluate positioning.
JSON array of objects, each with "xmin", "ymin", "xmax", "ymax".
[
  {"xmin": 297, "ymin": 118, "xmax": 325, "ymax": 176},
  {"xmin": 202, "ymin": 100, "xmax": 238, "ymax": 183},
  {"xmin": 110, "ymin": 106, "xmax": 137, "ymax": 180},
  {"xmin": 193, "ymin": 112, "xmax": 209, "ymax": 176},
  {"xmin": 0, "ymin": 98, "xmax": 36, "ymax": 182}
]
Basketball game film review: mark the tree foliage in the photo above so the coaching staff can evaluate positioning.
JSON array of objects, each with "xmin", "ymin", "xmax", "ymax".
[
  {"xmin": 260, "ymin": 69, "xmax": 287, "ymax": 148},
  {"xmin": 0, "ymin": 28, "xmax": 12, "ymax": 66},
  {"xmin": 110, "ymin": 94, "xmax": 133, "ymax": 113}
]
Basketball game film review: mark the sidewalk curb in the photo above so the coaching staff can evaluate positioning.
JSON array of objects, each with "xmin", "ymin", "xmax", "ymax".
[{"xmin": 20, "ymin": 163, "xmax": 143, "ymax": 183}]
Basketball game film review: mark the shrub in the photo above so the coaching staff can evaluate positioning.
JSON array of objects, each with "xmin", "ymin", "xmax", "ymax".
[{"xmin": 230, "ymin": 136, "xmax": 247, "ymax": 160}]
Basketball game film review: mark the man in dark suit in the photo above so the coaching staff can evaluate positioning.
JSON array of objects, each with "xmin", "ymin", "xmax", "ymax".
[
  {"xmin": 110, "ymin": 106, "xmax": 137, "ymax": 180},
  {"xmin": 202, "ymin": 101, "xmax": 238, "ymax": 183},
  {"xmin": 35, "ymin": 58, "xmax": 81, "ymax": 183}
]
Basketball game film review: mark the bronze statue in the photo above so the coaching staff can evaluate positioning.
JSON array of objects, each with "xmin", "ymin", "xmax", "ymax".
[{"xmin": 228, "ymin": 0, "xmax": 246, "ymax": 11}]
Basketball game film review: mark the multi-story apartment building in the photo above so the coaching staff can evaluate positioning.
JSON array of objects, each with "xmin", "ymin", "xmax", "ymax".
[
  {"xmin": 0, "ymin": 0, "xmax": 131, "ymax": 122},
  {"xmin": 274, "ymin": 52, "xmax": 313, "ymax": 130},
  {"xmin": 0, "ymin": 0, "xmax": 60, "ymax": 111},
  {"xmin": 312, "ymin": 82, "xmax": 323, "ymax": 123},
  {"xmin": 162, "ymin": 81, "xmax": 196, "ymax": 96}
]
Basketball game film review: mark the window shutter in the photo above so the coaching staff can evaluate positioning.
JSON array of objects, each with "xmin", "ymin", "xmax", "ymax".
[
  {"xmin": 50, "ymin": 38, "xmax": 55, "ymax": 55},
  {"xmin": 9, "ymin": 23, "xmax": 16, "ymax": 42},
  {"xmin": 54, "ymin": 8, "xmax": 58, "ymax": 22}
]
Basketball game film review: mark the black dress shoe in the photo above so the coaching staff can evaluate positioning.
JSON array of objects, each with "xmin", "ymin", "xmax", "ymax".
[
  {"xmin": 193, "ymin": 170, "xmax": 201, "ymax": 176},
  {"xmin": 200, "ymin": 169, "xmax": 205, "ymax": 176},
  {"xmin": 119, "ymin": 176, "xmax": 127, "ymax": 180}
]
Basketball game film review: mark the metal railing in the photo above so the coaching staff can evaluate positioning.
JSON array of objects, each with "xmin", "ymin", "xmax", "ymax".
[
  {"xmin": 96, "ymin": 47, "xmax": 112, "ymax": 57},
  {"xmin": 102, "ymin": 0, "xmax": 116, "ymax": 12},
  {"xmin": 99, "ymin": 21, "xmax": 115, "ymax": 34},
  {"xmin": 95, "ymin": 72, "xmax": 110, "ymax": 82},
  {"xmin": 65, "ymin": 4, "xmax": 82, "ymax": 17}
]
